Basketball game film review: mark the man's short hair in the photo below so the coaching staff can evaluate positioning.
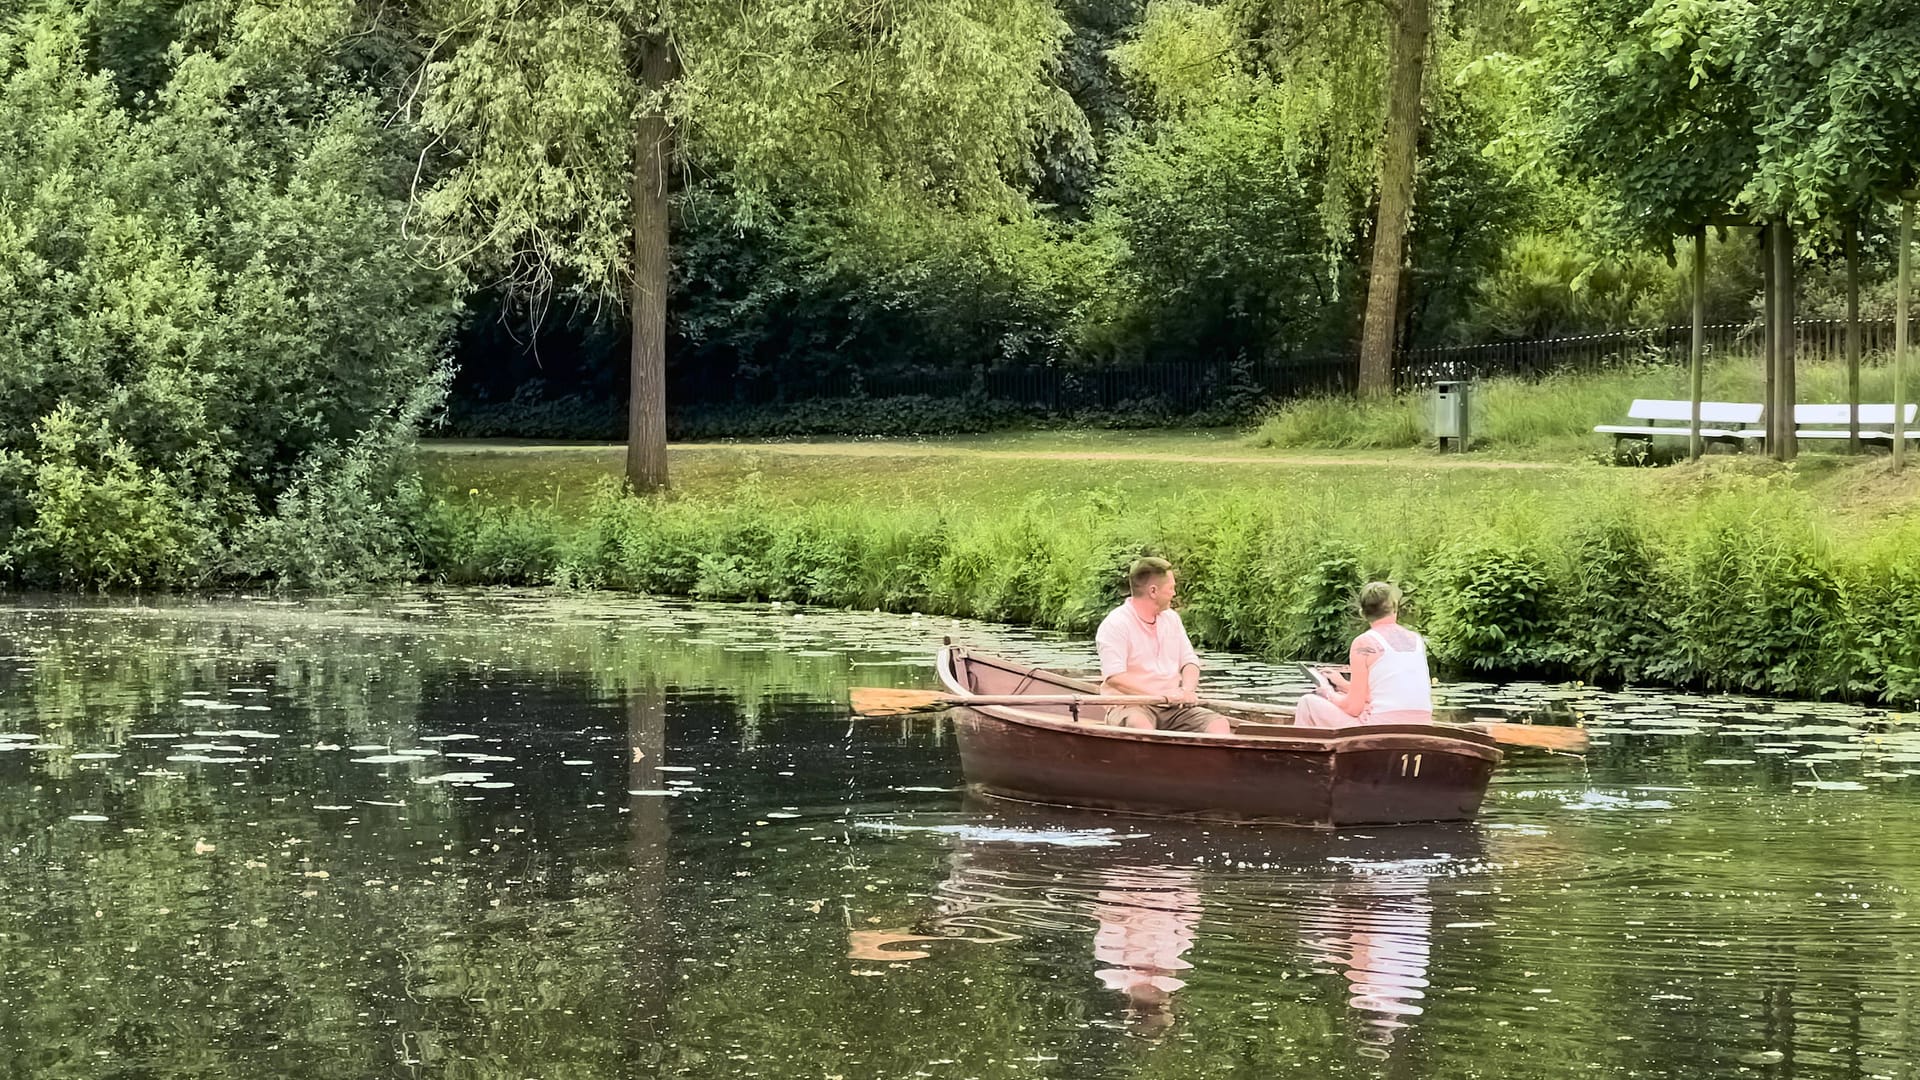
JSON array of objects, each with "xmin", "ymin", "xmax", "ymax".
[{"xmin": 1128, "ymin": 557, "xmax": 1173, "ymax": 596}]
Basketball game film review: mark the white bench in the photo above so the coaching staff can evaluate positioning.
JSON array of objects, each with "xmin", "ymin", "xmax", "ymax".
[
  {"xmin": 1755, "ymin": 403, "xmax": 1920, "ymax": 442},
  {"xmin": 1594, "ymin": 400, "xmax": 1765, "ymax": 447}
]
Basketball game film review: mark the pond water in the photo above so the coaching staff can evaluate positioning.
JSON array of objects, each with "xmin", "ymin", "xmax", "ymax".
[{"xmin": 0, "ymin": 593, "xmax": 1916, "ymax": 1079}]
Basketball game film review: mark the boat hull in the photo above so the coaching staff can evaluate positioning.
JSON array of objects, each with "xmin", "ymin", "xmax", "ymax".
[{"xmin": 939, "ymin": 647, "xmax": 1499, "ymax": 828}]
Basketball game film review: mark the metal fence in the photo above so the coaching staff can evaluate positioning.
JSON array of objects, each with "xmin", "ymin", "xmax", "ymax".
[
  {"xmin": 668, "ymin": 318, "xmax": 1915, "ymax": 414},
  {"xmin": 1395, "ymin": 318, "xmax": 1910, "ymax": 386},
  {"xmin": 670, "ymin": 353, "xmax": 1356, "ymax": 412}
]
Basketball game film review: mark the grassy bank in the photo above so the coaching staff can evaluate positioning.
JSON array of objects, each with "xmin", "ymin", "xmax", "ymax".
[
  {"xmin": 1252, "ymin": 355, "xmax": 1915, "ymax": 457},
  {"xmin": 419, "ymin": 439, "xmax": 1920, "ymax": 705}
]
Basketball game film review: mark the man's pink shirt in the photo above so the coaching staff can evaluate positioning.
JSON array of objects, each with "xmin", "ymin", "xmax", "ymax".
[{"xmin": 1095, "ymin": 604, "xmax": 1201, "ymax": 695}]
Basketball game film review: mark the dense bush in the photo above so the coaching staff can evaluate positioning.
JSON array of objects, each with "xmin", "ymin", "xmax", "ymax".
[
  {"xmin": 442, "ymin": 392, "xmax": 1270, "ymax": 441},
  {"xmin": 0, "ymin": 6, "xmax": 458, "ymax": 587},
  {"xmin": 416, "ymin": 471, "xmax": 1920, "ymax": 705}
]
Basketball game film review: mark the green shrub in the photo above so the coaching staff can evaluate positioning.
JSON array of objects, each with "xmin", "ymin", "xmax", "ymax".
[
  {"xmin": 409, "ymin": 460, "xmax": 1920, "ymax": 704},
  {"xmin": 1248, "ymin": 394, "xmax": 1425, "ymax": 450},
  {"xmin": 15, "ymin": 407, "xmax": 209, "ymax": 589},
  {"xmin": 1551, "ymin": 515, "xmax": 1673, "ymax": 685},
  {"xmin": 1425, "ymin": 540, "xmax": 1559, "ymax": 673}
]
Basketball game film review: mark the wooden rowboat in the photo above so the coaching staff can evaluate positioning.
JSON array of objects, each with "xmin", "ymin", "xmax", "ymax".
[{"xmin": 937, "ymin": 646, "xmax": 1501, "ymax": 828}]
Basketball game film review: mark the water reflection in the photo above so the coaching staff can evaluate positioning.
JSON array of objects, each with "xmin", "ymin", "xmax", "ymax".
[
  {"xmin": 904, "ymin": 800, "xmax": 1474, "ymax": 1058},
  {"xmin": 3, "ymin": 594, "xmax": 1920, "ymax": 1077},
  {"xmin": 1090, "ymin": 867, "xmax": 1200, "ymax": 1034},
  {"xmin": 1299, "ymin": 868, "xmax": 1433, "ymax": 1059}
]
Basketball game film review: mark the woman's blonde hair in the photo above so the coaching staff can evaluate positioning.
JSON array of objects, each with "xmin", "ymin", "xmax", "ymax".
[{"xmin": 1358, "ymin": 581, "xmax": 1400, "ymax": 620}]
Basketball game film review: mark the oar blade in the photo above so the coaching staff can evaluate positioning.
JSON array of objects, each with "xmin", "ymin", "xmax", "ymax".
[
  {"xmin": 848, "ymin": 688, "xmax": 956, "ymax": 717},
  {"xmin": 1475, "ymin": 722, "xmax": 1588, "ymax": 753}
]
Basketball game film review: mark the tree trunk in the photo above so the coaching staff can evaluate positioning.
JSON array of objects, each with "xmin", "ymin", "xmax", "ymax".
[
  {"xmin": 627, "ymin": 33, "xmax": 679, "ymax": 492},
  {"xmin": 1846, "ymin": 219, "xmax": 1861, "ymax": 453},
  {"xmin": 1774, "ymin": 219, "xmax": 1797, "ymax": 462},
  {"xmin": 1356, "ymin": 0, "xmax": 1431, "ymax": 397}
]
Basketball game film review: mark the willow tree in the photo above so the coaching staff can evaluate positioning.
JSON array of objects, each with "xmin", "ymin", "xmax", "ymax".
[
  {"xmin": 419, "ymin": 0, "xmax": 1077, "ymax": 490},
  {"xmin": 1354, "ymin": 0, "xmax": 1430, "ymax": 396}
]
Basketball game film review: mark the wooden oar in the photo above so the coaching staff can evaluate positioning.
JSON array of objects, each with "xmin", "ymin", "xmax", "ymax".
[
  {"xmin": 850, "ymin": 687, "xmax": 1171, "ymax": 717},
  {"xmin": 1451, "ymin": 722, "xmax": 1587, "ymax": 752},
  {"xmin": 848, "ymin": 687, "xmax": 1587, "ymax": 751}
]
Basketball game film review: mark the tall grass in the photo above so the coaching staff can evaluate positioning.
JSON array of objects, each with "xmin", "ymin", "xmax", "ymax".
[
  {"xmin": 419, "ymin": 468, "xmax": 1920, "ymax": 705},
  {"xmin": 1250, "ymin": 354, "xmax": 1916, "ymax": 453}
]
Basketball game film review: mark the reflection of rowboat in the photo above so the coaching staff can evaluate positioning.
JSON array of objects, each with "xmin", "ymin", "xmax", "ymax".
[{"xmin": 937, "ymin": 646, "xmax": 1501, "ymax": 827}]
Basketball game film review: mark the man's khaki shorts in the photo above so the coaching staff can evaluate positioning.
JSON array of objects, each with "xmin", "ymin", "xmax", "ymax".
[{"xmin": 1104, "ymin": 704, "xmax": 1229, "ymax": 733}]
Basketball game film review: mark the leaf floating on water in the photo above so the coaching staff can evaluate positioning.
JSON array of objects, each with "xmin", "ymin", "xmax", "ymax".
[
  {"xmin": 627, "ymin": 789, "xmax": 680, "ymax": 797},
  {"xmin": 473, "ymin": 781, "xmax": 514, "ymax": 789},
  {"xmin": 1738, "ymin": 1050, "xmax": 1785, "ymax": 1065},
  {"xmin": 413, "ymin": 772, "xmax": 492, "ymax": 785},
  {"xmin": 351, "ymin": 755, "xmax": 416, "ymax": 765},
  {"xmin": 67, "ymin": 814, "xmax": 109, "ymax": 823},
  {"xmin": 314, "ymin": 805, "xmax": 355, "ymax": 811},
  {"xmin": 70, "ymin": 753, "xmax": 121, "ymax": 761},
  {"xmin": 1698, "ymin": 759, "xmax": 1758, "ymax": 765},
  {"xmin": 847, "ymin": 930, "xmax": 940, "ymax": 961},
  {"xmin": 1792, "ymin": 780, "xmax": 1868, "ymax": 791},
  {"xmin": 419, "ymin": 733, "xmax": 478, "ymax": 742},
  {"xmin": 654, "ymin": 765, "xmax": 698, "ymax": 773},
  {"xmin": 192, "ymin": 839, "xmax": 216, "ymax": 855}
]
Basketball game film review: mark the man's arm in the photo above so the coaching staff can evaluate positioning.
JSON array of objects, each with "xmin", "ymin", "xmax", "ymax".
[
  {"xmin": 1167, "ymin": 615, "xmax": 1201, "ymax": 703},
  {"xmin": 1104, "ymin": 669, "xmax": 1172, "ymax": 698},
  {"xmin": 1168, "ymin": 662, "xmax": 1199, "ymax": 704}
]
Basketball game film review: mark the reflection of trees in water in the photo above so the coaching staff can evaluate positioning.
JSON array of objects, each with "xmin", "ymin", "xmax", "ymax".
[{"xmin": 628, "ymin": 678, "xmax": 672, "ymax": 1068}]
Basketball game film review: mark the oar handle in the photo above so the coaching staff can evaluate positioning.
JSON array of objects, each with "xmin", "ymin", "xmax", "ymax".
[{"xmin": 946, "ymin": 694, "xmax": 1181, "ymax": 708}]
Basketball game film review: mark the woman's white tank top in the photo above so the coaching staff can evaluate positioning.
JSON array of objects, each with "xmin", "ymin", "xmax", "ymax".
[{"xmin": 1365, "ymin": 629, "xmax": 1432, "ymax": 714}]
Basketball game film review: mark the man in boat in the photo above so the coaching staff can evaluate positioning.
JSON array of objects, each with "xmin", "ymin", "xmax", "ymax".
[
  {"xmin": 1293, "ymin": 581, "xmax": 1434, "ymax": 728},
  {"xmin": 1095, "ymin": 557, "xmax": 1233, "ymax": 735}
]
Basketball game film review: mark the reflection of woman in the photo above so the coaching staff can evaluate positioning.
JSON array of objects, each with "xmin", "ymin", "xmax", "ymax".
[
  {"xmin": 1089, "ymin": 868, "xmax": 1202, "ymax": 1034},
  {"xmin": 1298, "ymin": 873, "xmax": 1435, "ymax": 1059},
  {"xmin": 1295, "ymin": 581, "xmax": 1433, "ymax": 729}
]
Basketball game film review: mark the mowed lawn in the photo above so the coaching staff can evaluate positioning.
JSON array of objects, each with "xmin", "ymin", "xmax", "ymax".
[{"xmin": 420, "ymin": 428, "xmax": 1920, "ymax": 533}]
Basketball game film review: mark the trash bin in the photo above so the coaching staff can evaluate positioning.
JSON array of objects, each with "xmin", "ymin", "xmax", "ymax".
[{"xmin": 1432, "ymin": 380, "xmax": 1471, "ymax": 452}]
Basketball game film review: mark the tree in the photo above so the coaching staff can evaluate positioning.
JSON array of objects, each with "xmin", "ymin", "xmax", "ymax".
[
  {"xmin": 418, "ymin": 0, "xmax": 1081, "ymax": 491},
  {"xmin": 1356, "ymin": 0, "xmax": 1430, "ymax": 396}
]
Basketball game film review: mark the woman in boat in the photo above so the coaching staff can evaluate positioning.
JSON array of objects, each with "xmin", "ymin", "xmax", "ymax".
[{"xmin": 1293, "ymin": 581, "xmax": 1433, "ymax": 728}]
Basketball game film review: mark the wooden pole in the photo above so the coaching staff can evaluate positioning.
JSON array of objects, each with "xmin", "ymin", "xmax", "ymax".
[
  {"xmin": 1847, "ymin": 218, "xmax": 1862, "ymax": 453},
  {"xmin": 1777, "ymin": 219, "xmax": 1797, "ymax": 462},
  {"xmin": 1898, "ymin": 199, "xmax": 1913, "ymax": 472},
  {"xmin": 1763, "ymin": 224, "xmax": 1778, "ymax": 456},
  {"xmin": 1690, "ymin": 227, "xmax": 1706, "ymax": 462}
]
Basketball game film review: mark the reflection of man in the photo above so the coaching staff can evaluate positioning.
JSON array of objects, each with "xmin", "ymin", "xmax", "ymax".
[
  {"xmin": 1090, "ymin": 867, "xmax": 1203, "ymax": 1036},
  {"xmin": 1298, "ymin": 874, "xmax": 1434, "ymax": 1060},
  {"xmin": 1096, "ymin": 558, "xmax": 1231, "ymax": 735}
]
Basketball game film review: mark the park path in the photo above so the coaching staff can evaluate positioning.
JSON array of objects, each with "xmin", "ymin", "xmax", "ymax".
[{"xmin": 424, "ymin": 439, "xmax": 1561, "ymax": 470}]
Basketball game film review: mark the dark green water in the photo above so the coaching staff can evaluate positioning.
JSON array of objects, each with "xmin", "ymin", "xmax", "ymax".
[{"xmin": 0, "ymin": 594, "xmax": 1916, "ymax": 1079}]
